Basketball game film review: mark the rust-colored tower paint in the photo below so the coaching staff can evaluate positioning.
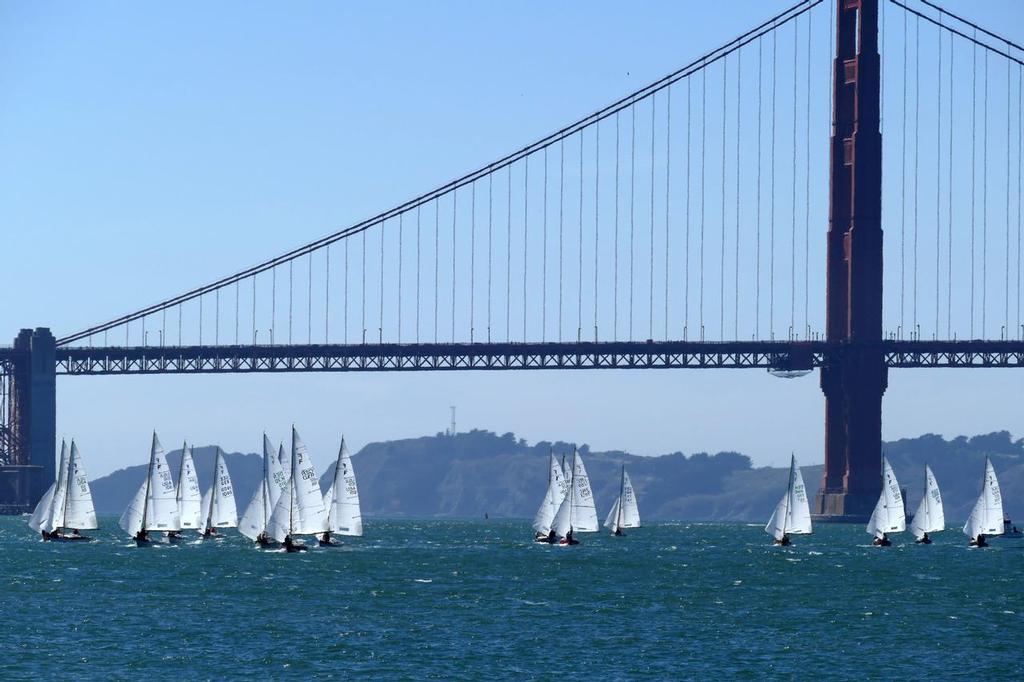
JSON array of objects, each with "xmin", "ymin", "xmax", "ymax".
[{"xmin": 814, "ymin": 0, "xmax": 886, "ymax": 520}]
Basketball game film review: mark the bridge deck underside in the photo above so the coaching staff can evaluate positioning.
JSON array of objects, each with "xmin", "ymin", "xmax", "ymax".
[{"xmin": 0, "ymin": 340, "xmax": 1011, "ymax": 375}]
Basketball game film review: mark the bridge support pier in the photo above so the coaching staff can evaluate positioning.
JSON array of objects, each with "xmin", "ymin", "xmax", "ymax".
[{"xmin": 0, "ymin": 328, "xmax": 55, "ymax": 511}]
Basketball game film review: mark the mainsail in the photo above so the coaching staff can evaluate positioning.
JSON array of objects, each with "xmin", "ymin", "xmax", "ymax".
[
  {"xmin": 176, "ymin": 445, "xmax": 203, "ymax": 529},
  {"xmin": 119, "ymin": 432, "xmax": 180, "ymax": 534},
  {"xmin": 910, "ymin": 464, "xmax": 945, "ymax": 540},
  {"xmin": 552, "ymin": 448, "xmax": 599, "ymax": 536},
  {"xmin": 866, "ymin": 455, "xmax": 905, "ymax": 539},
  {"xmin": 61, "ymin": 441, "xmax": 97, "ymax": 530},
  {"xmin": 239, "ymin": 434, "xmax": 289, "ymax": 541},
  {"xmin": 28, "ymin": 440, "xmax": 65, "ymax": 534},
  {"xmin": 45, "ymin": 439, "xmax": 73, "ymax": 533},
  {"xmin": 323, "ymin": 437, "xmax": 363, "ymax": 536},
  {"xmin": 963, "ymin": 457, "xmax": 1004, "ymax": 540},
  {"xmin": 604, "ymin": 467, "xmax": 641, "ymax": 532},
  {"xmin": 200, "ymin": 447, "xmax": 238, "ymax": 530},
  {"xmin": 265, "ymin": 426, "xmax": 327, "ymax": 542},
  {"xmin": 764, "ymin": 454, "xmax": 812, "ymax": 541},
  {"xmin": 533, "ymin": 452, "xmax": 569, "ymax": 534}
]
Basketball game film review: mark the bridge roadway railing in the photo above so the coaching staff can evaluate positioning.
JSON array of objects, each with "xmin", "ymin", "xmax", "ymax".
[{"xmin": 43, "ymin": 339, "xmax": 1024, "ymax": 375}]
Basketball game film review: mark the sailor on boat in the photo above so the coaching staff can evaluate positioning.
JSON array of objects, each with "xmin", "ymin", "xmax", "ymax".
[{"xmin": 873, "ymin": 533, "xmax": 891, "ymax": 547}]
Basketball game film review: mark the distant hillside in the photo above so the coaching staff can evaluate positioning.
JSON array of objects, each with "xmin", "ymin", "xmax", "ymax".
[{"xmin": 88, "ymin": 430, "xmax": 1024, "ymax": 523}]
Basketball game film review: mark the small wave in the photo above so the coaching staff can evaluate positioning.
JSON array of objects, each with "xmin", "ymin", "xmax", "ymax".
[{"xmin": 414, "ymin": 578, "xmax": 432, "ymax": 584}]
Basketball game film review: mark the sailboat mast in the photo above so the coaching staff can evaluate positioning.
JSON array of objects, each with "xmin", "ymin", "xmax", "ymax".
[
  {"xmin": 783, "ymin": 454, "xmax": 795, "ymax": 537},
  {"xmin": 262, "ymin": 437, "xmax": 269, "ymax": 529},
  {"xmin": 616, "ymin": 464, "xmax": 625, "ymax": 531},
  {"xmin": 568, "ymin": 449, "xmax": 577, "ymax": 531},
  {"xmin": 176, "ymin": 443, "xmax": 187, "ymax": 505},
  {"xmin": 59, "ymin": 443, "xmax": 74, "ymax": 532},
  {"xmin": 141, "ymin": 435, "xmax": 156, "ymax": 530},
  {"xmin": 289, "ymin": 431, "xmax": 298, "ymax": 536}
]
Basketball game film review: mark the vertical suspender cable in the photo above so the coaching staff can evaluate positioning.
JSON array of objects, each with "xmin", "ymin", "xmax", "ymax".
[
  {"xmin": 506, "ymin": 165, "xmax": 512, "ymax": 341},
  {"xmin": 1006, "ymin": 41, "xmax": 1013, "ymax": 335},
  {"xmin": 361, "ymin": 230, "xmax": 366, "ymax": 343},
  {"xmin": 630, "ymin": 103, "xmax": 637, "ymax": 340},
  {"xmin": 595, "ymin": 122, "xmax": 601, "ymax": 341},
  {"xmin": 488, "ymin": 175, "xmax": 493, "ymax": 341},
  {"xmin": 345, "ymin": 239, "xmax": 349, "ymax": 343},
  {"xmin": 770, "ymin": 29, "xmax": 777, "ymax": 338},
  {"xmin": 615, "ymin": 111, "xmax": 621, "ymax": 340},
  {"xmin": 791, "ymin": 21, "xmax": 798, "ymax": 338},
  {"xmin": 398, "ymin": 214, "xmax": 403, "ymax": 342},
  {"xmin": 666, "ymin": 85, "xmax": 673, "ymax": 340},
  {"xmin": 982, "ymin": 47, "xmax": 989, "ymax": 336},
  {"xmin": 901, "ymin": 9, "xmax": 908, "ymax": 336},
  {"xmin": 804, "ymin": 13, "xmax": 811, "ymax": 337},
  {"xmin": 454, "ymin": 188, "xmax": 459, "ymax": 342},
  {"xmin": 470, "ymin": 182, "xmax": 476, "ymax": 341},
  {"xmin": 523, "ymin": 157, "xmax": 529, "ymax": 341},
  {"xmin": 700, "ymin": 67, "xmax": 706, "ymax": 338},
  {"xmin": 579, "ymin": 130, "xmax": 585, "ymax": 340},
  {"xmin": 721, "ymin": 56, "xmax": 728, "ymax": 340},
  {"xmin": 936, "ymin": 17, "xmax": 942, "ymax": 338},
  {"xmin": 378, "ymin": 222, "xmax": 384, "ymax": 343},
  {"xmin": 416, "ymin": 205, "xmax": 421, "ymax": 343},
  {"xmin": 913, "ymin": 15, "xmax": 920, "ymax": 336},
  {"xmin": 542, "ymin": 147, "xmax": 548, "ymax": 341},
  {"xmin": 310, "ymin": 250, "xmax": 314, "ymax": 344},
  {"xmin": 756, "ymin": 37, "xmax": 763, "ymax": 339},
  {"xmin": 651, "ymin": 94, "xmax": 658, "ymax": 340},
  {"xmin": 686, "ymin": 81, "xmax": 691, "ymax": 338},
  {"xmin": 971, "ymin": 34, "xmax": 977, "ymax": 338},
  {"xmin": 560, "ymin": 139, "xmax": 566, "ymax": 340},
  {"xmin": 325, "ymin": 245, "xmax": 331, "ymax": 343},
  {"xmin": 948, "ymin": 31, "xmax": 954, "ymax": 338},
  {"xmin": 737, "ymin": 45, "xmax": 744, "ymax": 339}
]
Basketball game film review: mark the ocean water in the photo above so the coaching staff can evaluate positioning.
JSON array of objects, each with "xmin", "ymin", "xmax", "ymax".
[{"xmin": 1, "ymin": 518, "xmax": 1021, "ymax": 680}]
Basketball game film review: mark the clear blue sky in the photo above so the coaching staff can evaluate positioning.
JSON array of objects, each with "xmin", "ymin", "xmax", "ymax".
[{"xmin": 2, "ymin": 1, "xmax": 1023, "ymax": 477}]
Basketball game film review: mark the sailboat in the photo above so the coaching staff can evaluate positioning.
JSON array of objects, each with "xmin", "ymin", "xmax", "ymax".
[
  {"xmin": 604, "ymin": 465, "xmax": 641, "ymax": 536},
  {"xmin": 866, "ymin": 455, "xmax": 905, "ymax": 546},
  {"xmin": 169, "ymin": 444, "xmax": 202, "ymax": 541},
  {"xmin": 264, "ymin": 426, "xmax": 327, "ymax": 552},
  {"xmin": 532, "ymin": 451, "xmax": 569, "ymax": 543},
  {"xmin": 910, "ymin": 464, "xmax": 944, "ymax": 544},
  {"xmin": 320, "ymin": 436, "xmax": 363, "ymax": 546},
  {"xmin": 28, "ymin": 440, "xmax": 68, "ymax": 540},
  {"xmin": 199, "ymin": 447, "xmax": 238, "ymax": 538},
  {"xmin": 28, "ymin": 440, "xmax": 98, "ymax": 541},
  {"xmin": 239, "ymin": 434, "xmax": 290, "ymax": 547},
  {"xmin": 119, "ymin": 432, "xmax": 181, "ymax": 546},
  {"xmin": 963, "ymin": 456, "xmax": 1004, "ymax": 547},
  {"xmin": 551, "ymin": 447, "xmax": 599, "ymax": 546},
  {"xmin": 765, "ymin": 454, "xmax": 812, "ymax": 545}
]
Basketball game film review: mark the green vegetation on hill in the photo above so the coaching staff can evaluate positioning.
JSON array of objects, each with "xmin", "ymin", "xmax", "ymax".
[{"xmin": 89, "ymin": 430, "xmax": 1024, "ymax": 523}]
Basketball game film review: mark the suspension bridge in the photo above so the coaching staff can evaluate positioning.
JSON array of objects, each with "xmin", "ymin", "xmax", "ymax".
[{"xmin": 2, "ymin": 0, "xmax": 1022, "ymax": 519}]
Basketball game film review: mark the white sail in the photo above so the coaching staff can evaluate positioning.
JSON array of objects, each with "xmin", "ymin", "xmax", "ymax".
[
  {"xmin": 266, "ymin": 435, "xmax": 289, "ymax": 507},
  {"xmin": 239, "ymin": 436, "xmax": 278, "ymax": 540},
  {"xmin": 45, "ymin": 440, "xmax": 72, "ymax": 533},
  {"xmin": 118, "ymin": 480, "xmax": 148, "ymax": 536},
  {"xmin": 533, "ymin": 453, "xmax": 569, "ymax": 534},
  {"xmin": 28, "ymin": 482, "xmax": 57, "ymax": 534},
  {"xmin": 552, "ymin": 449, "xmax": 599, "ymax": 536},
  {"xmin": 910, "ymin": 464, "xmax": 944, "ymax": 540},
  {"xmin": 963, "ymin": 457, "xmax": 1004, "ymax": 540},
  {"xmin": 278, "ymin": 442, "xmax": 290, "ymax": 475},
  {"xmin": 603, "ymin": 498, "xmax": 621, "ymax": 530},
  {"xmin": 765, "ymin": 455, "xmax": 812, "ymax": 540},
  {"xmin": 265, "ymin": 427, "xmax": 326, "ymax": 541},
  {"xmin": 561, "ymin": 458, "xmax": 572, "ymax": 484},
  {"xmin": 60, "ymin": 442, "xmax": 97, "ymax": 530},
  {"xmin": 144, "ymin": 432, "xmax": 180, "ymax": 531},
  {"xmin": 866, "ymin": 455, "xmax": 906, "ymax": 539},
  {"xmin": 177, "ymin": 445, "xmax": 203, "ymax": 529},
  {"xmin": 201, "ymin": 448, "xmax": 238, "ymax": 529},
  {"xmin": 323, "ymin": 437, "xmax": 363, "ymax": 536},
  {"xmin": 604, "ymin": 468, "xmax": 642, "ymax": 532}
]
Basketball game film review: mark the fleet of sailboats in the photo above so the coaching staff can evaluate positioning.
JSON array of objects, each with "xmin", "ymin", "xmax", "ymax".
[
  {"xmin": 764, "ymin": 454, "xmax": 812, "ymax": 546},
  {"xmin": 25, "ymin": 434, "xmax": 1020, "ymax": 552}
]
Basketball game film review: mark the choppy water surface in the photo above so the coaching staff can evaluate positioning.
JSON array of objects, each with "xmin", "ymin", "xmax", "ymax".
[{"xmin": 1, "ymin": 518, "xmax": 1021, "ymax": 679}]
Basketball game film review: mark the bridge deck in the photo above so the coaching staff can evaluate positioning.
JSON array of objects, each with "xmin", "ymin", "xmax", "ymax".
[{"xmin": 0, "ymin": 340, "xmax": 1013, "ymax": 375}]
